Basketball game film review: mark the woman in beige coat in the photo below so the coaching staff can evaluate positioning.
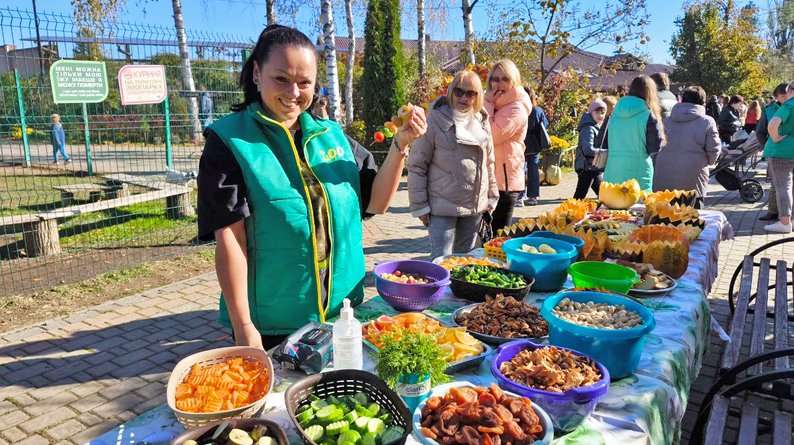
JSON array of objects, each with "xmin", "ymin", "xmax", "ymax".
[{"xmin": 409, "ymin": 70, "xmax": 499, "ymax": 258}]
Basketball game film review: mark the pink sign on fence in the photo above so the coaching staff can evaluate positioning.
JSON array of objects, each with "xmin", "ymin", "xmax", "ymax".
[{"xmin": 118, "ymin": 64, "xmax": 167, "ymax": 105}]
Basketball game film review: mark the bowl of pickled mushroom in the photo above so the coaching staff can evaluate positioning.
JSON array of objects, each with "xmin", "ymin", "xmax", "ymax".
[{"xmin": 490, "ymin": 340, "xmax": 609, "ymax": 432}]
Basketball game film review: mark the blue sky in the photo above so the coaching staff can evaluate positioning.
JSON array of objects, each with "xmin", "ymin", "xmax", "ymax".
[{"xmin": 0, "ymin": 0, "xmax": 732, "ymax": 64}]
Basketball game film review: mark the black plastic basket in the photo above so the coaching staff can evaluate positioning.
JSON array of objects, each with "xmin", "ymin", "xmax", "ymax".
[
  {"xmin": 449, "ymin": 267, "xmax": 534, "ymax": 302},
  {"xmin": 285, "ymin": 370, "xmax": 412, "ymax": 445}
]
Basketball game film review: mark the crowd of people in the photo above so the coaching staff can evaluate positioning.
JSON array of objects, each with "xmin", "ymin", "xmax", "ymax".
[{"xmin": 195, "ymin": 24, "xmax": 794, "ymax": 346}]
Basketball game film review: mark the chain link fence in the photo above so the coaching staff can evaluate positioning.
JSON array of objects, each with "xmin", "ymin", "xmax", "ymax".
[{"xmin": 0, "ymin": 7, "xmax": 250, "ymax": 296}]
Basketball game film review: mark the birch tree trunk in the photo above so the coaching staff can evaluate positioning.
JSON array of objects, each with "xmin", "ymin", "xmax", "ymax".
[
  {"xmin": 321, "ymin": 0, "xmax": 342, "ymax": 122},
  {"xmin": 171, "ymin": 0, "xmax": 202, "ymax": 143},
  {"xmin": 461, "ymin": 0, "xmax": 476, "ymax": 65},
  {"xmin": 266, "ymin": 0, "xmax": 276, "ymax": 25},
  {"xmin": 344, "ymin": 0, "xmax": 355, "ymax": 125},
  {"xmin": 418, "ymin": 0, "xmax": 426, "ymax": 78}
]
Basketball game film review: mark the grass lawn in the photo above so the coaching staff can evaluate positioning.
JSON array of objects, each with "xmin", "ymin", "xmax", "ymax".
[{"xmin": 1, "ymin": 171, "xmax": 198, "ymax": 249}]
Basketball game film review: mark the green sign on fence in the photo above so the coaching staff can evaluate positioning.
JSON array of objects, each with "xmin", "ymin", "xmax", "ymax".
[{"xmin": 49, "ymin": 60, "xmax": 109, "ymax": 104}]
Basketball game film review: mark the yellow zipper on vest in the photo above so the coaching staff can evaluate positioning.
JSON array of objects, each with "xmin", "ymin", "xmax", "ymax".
[
  {"xmin": 257, "ymin": 111, "xmax": 327, "ymax": 323},
  {"xmin": 302, "ymin": 128, "xmax": 333, "ymax": 319}
]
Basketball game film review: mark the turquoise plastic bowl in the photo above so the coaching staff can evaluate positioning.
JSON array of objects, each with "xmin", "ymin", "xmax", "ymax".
[
  {"xmin": 540, "ymin": 291, "xmax": 656, "ymax": 379},
  {"xmin": 502, "ymin": 237, "xmax": 578, "ymax": 292},
  {"xmin": 528, "ymin": 231, "xmax": 585, "ymax": 257}
]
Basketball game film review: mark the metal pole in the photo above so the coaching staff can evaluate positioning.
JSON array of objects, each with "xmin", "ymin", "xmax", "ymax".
[
  {"xmin": 164, "ymin": 95, "xmax": 172, "ymax": 168},
  {"xmin": 31, "ymin": 0, "xmax": 44, "ymax": 78},
  {"xmin": 82, "ymin": 102, "xmax": 93, "ymax": 176},
  {"xmin": 14, "ymin": 69, "xmax": 31, "ymax": 167}
]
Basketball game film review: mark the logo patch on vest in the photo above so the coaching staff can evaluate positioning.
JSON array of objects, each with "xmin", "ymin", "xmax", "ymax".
[{"xmin": 319, "ymin": 146, "xmax": 346, "ymax": 162}]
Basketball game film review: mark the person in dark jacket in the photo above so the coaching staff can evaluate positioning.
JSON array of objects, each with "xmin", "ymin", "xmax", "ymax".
[
  {"xmin": 521, "ymin": 86, "xmax": 548, "ymax": 206},
  {"xmin": 50, "ymin": 113, "xmax": 70, "ymax": 165},
  {"xmin": 594, "ymin": 95, "xmax": 617, "ymax": 148},
  {"xmin": 651, "ymin": 72, "xmax": 677, "ymax": 119},
  {"xmin": 718, "ymin": 95, "xmax": 743, "ymax": 143},
  {"xmin": 705, "ymin": 95, "xmax": 721, "ymax": 122},
  {"xmin": 573, "ymin": 99, "xmax": 607, "ymax": 199},
  {"xmin": 756, "ymin": 83, "xmax": 790, "ymax": 221}
]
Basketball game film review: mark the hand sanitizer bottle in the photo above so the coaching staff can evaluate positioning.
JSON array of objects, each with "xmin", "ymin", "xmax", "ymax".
[{"xmin": 333, "ymin": 298, "xmax": 363, "ymax": 370}]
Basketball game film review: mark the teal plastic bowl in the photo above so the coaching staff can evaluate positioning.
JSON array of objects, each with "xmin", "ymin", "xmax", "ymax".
[
  {"xmin": 541, "ymin": 291, "xmax": 656, "ymax": 379},
  {"xmin": 528, "ymin": 231, "xmax": 585, "ymax": 258},
  {"xmin": 568, "ymin": 261, "xmax": 640, "ymax": 294},
  {"xmin": 502, "ymin": 237, "xmax": 578, "ymax": 292}
]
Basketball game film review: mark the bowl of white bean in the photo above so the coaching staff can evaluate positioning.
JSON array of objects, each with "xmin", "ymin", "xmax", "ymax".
[{"xmin": 540, "ymin": 291, "xmax": 655, "ymax": 379}]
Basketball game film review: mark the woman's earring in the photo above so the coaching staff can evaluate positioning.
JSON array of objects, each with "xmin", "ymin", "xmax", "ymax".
[{"xmin": 254, "ymin": 80, "xmax": 260, "ymax": 92}]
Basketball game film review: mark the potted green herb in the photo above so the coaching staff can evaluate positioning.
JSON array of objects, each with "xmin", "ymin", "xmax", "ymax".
[{"xmin": 374, "ymin": 329, "xmax": 451, "ymax": 411}]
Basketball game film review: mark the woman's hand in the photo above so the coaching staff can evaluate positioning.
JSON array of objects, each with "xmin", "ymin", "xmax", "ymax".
[
  {"xmin": 419, "ymin": 214, "xmax": 430, "ymax": 227},
  {"xmin": 233, "ymin": 322, "xmax": 264, "ymax": 349},
  {"xmin": 395, "ymin": 105, "xmax": 428, "ymax": 151}
]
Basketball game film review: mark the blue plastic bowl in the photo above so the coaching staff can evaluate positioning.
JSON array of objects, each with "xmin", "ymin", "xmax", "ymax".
[
  {"xmin": 502, "ymin": 237, "xmax": 578, "ymax": 292},
  {"xmin": 490, "ymin": 340, "xmax": 610, "ymax": 432},
  {"xmin": 373, "ymin": 260, "xmax": 451, "ymax": 312},
  {"xmin": 541, "ymin": 291, "xmax": 656, "ymax": 379},
  {"xmin": 527, "ymin": 231, "xmax": 585, "ymax": 258}
]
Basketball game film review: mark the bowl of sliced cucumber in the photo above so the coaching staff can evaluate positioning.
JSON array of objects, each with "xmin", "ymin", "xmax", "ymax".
[{"xmin": 285, "ymin": 370, "xmax": 412, "ymax": 445}]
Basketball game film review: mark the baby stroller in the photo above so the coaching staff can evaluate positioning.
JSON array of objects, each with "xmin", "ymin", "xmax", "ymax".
[{"xmin": 710, "ymin": 131, "xmax": 765, "ymax": 202}]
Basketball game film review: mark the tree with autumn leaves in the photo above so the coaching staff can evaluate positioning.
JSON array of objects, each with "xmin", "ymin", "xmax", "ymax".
[{"xmin": 670, "ymin": 1, "xmax": 766, "ymax": 97}]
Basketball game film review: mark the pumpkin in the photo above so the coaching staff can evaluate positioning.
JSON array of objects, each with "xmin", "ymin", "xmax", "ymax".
[
  {"xmin": 628, "ymin": 225, "xmax": 690, "ymax": 247},
  {"xmin": 546, "ymin": 165, "xmax": 562, "ymax": 185},
  {"xmin": 539, "ymin": 168, "xmax": 545, "ymax": 184},
  {"xmin": 643, "ymin": 240, "xmax": 689, "ymax": 278},
  {"xmin": 599, "ymin": 179, "xmax": 642, "ymax": 209},
  {"xmin": 605, "ymin": 239, "xmax": 646, "ymax": 263},
  {"xmin": 643, "ymin": 202, "xmax": 701, "ymax": 227}
]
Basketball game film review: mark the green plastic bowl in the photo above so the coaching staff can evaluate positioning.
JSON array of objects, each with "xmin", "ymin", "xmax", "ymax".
[{"xmin": 568, "ymin": 261, "xmax": 640, "ymax": 295}]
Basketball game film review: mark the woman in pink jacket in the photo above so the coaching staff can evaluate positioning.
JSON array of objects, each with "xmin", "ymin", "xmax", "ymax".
[{"xmin": 484, "ymin": 59, "xmax": 533, "ymax": 233}]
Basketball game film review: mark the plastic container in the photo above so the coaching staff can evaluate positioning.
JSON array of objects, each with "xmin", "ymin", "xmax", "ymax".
[
  {"xmin": 490, "ymin": 340, "xmax": 610, "ymax": 432},
  {"xmin": 528, "ymin": 231, "xmax": 585, "ymax": 258},
  {"xmin": 502, "ymin": 237, "xmax": 578, "ymax": 292},
  {"xmin": 412, "ymin": 381, "xmax": 554, "ymax": 445},
  {"xmin": 373, "ymin": 260, "xmax": 450, "ymax": 311},
  {"xmin": 170, "ymin": 418, "xmax": 289, "ymax": 445},
  {"xmin": 541, "ymin": 291, "xmax": 656, "ymax": 379},
  {"xmin": 333, "ymin": 298, "xmax": 362, "ymax": 370},
  {"xmin": 568, "ymin": 261, "xmax": 640, "ymax": 294}
]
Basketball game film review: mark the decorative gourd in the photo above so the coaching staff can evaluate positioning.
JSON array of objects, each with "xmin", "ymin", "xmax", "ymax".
[
  {"xmin": 605, "ymin": 239, "xmax": 645, "ymax": 263},
  {"xmin": 539, "ymin": 168, "xmax": 545, "ymax": 184},
  {"xmin": 644, "ymin": 202, "xmax": 705, "ymax": 229},
  {"xmin": 599, "ymin": 179, "xmax": 642, "ymax": 209},
  {"xmin": 643, "ymin": 240, "xmax": 690, "ymax": 278},
  {"xmin": 546, "ymin": 165, "xmax": 562, "ymax": 185},
  {"xmin": 628, "ymin": 225, "xmax": 690, "ymax": 247},
  {"xmin": 643, "ymin": 189, "xmax": 698, "ymax": 207}
]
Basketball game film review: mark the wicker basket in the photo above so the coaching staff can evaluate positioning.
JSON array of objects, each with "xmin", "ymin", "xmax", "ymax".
[
  {"xmin": 166, "ymin": 346, "xmax": 275, "ymax": 429},
  {"xmin": 484, "ymin": 237, "xmax": 509, "ymax": 262},
  {"xmin": 169, "ymin": 418, "xmax": 289, "ymax": 445},
  {"xmin": 285, "ymin": 370, "xmax": 412, "ymax": 445}
]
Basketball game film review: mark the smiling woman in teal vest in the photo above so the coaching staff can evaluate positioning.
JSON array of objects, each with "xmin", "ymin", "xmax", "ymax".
[{"xmin": 197, "ymin": 25, "xmax": 427, "ymax": 349}]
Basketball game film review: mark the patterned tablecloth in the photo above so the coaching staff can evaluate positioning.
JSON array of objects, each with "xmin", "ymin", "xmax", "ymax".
[{"xmin": 89, "ymin": 210, "xmax": 733, "ymax": 445}]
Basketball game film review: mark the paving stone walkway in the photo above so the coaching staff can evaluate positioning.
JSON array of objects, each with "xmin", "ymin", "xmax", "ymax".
[{"xmin": 1, "ymin": 171, "xmax": 792, "ymax": 444}]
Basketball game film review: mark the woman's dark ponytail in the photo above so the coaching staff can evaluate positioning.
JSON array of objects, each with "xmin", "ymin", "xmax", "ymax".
[{"xmin": 231, "ymin": 25, "xmax": 316, "ymax": 112}]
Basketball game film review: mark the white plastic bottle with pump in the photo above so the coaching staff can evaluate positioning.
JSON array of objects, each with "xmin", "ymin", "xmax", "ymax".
[{"xmin": 333, "ymin": 298, "xmax": 363, "ymax": 370}]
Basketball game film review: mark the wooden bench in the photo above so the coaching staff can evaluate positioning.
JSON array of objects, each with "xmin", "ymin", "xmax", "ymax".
[
  {"xmin": 0, "ymin": 175, "xmax": 195, "ymax": 258},
  {"xmin": 691, "ymin": 251, "xmax": 794, "ymax": 444},
  {"xmin": 52, "ymin": 183, "xmax": 129, "ymax": 206}
]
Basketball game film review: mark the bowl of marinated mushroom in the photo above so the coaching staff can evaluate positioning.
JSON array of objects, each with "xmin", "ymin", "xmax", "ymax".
[
  {"xmin": 452, "ymin": 294, "xmax": 549, "ymax": 345},
  {"xmin": 490, "ymin": 340, "xmax": 609, "ymax": 432}
]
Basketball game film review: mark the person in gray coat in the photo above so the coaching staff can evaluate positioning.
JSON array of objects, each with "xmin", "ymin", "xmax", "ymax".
[
  {"xmin": 653, "ymin": 86, "xmax": 721, "ymax": 207},
  {"xmin": 651, "ymin": 72, "xmax": 677, "ymax": 119},
  {"xmin": 409, "ymin": 70, "xmax": 499, "ymax": 259}
]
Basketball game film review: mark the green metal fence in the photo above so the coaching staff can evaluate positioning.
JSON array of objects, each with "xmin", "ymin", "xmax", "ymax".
[{"xmin": 0, "ymin": 7, "xmax": 250, "ymax": 296}]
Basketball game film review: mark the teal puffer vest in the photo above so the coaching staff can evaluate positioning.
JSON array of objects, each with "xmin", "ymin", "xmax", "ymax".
[{"xmin": 209, "ymin": 103, "xmax": 365, "ymax": 335}]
